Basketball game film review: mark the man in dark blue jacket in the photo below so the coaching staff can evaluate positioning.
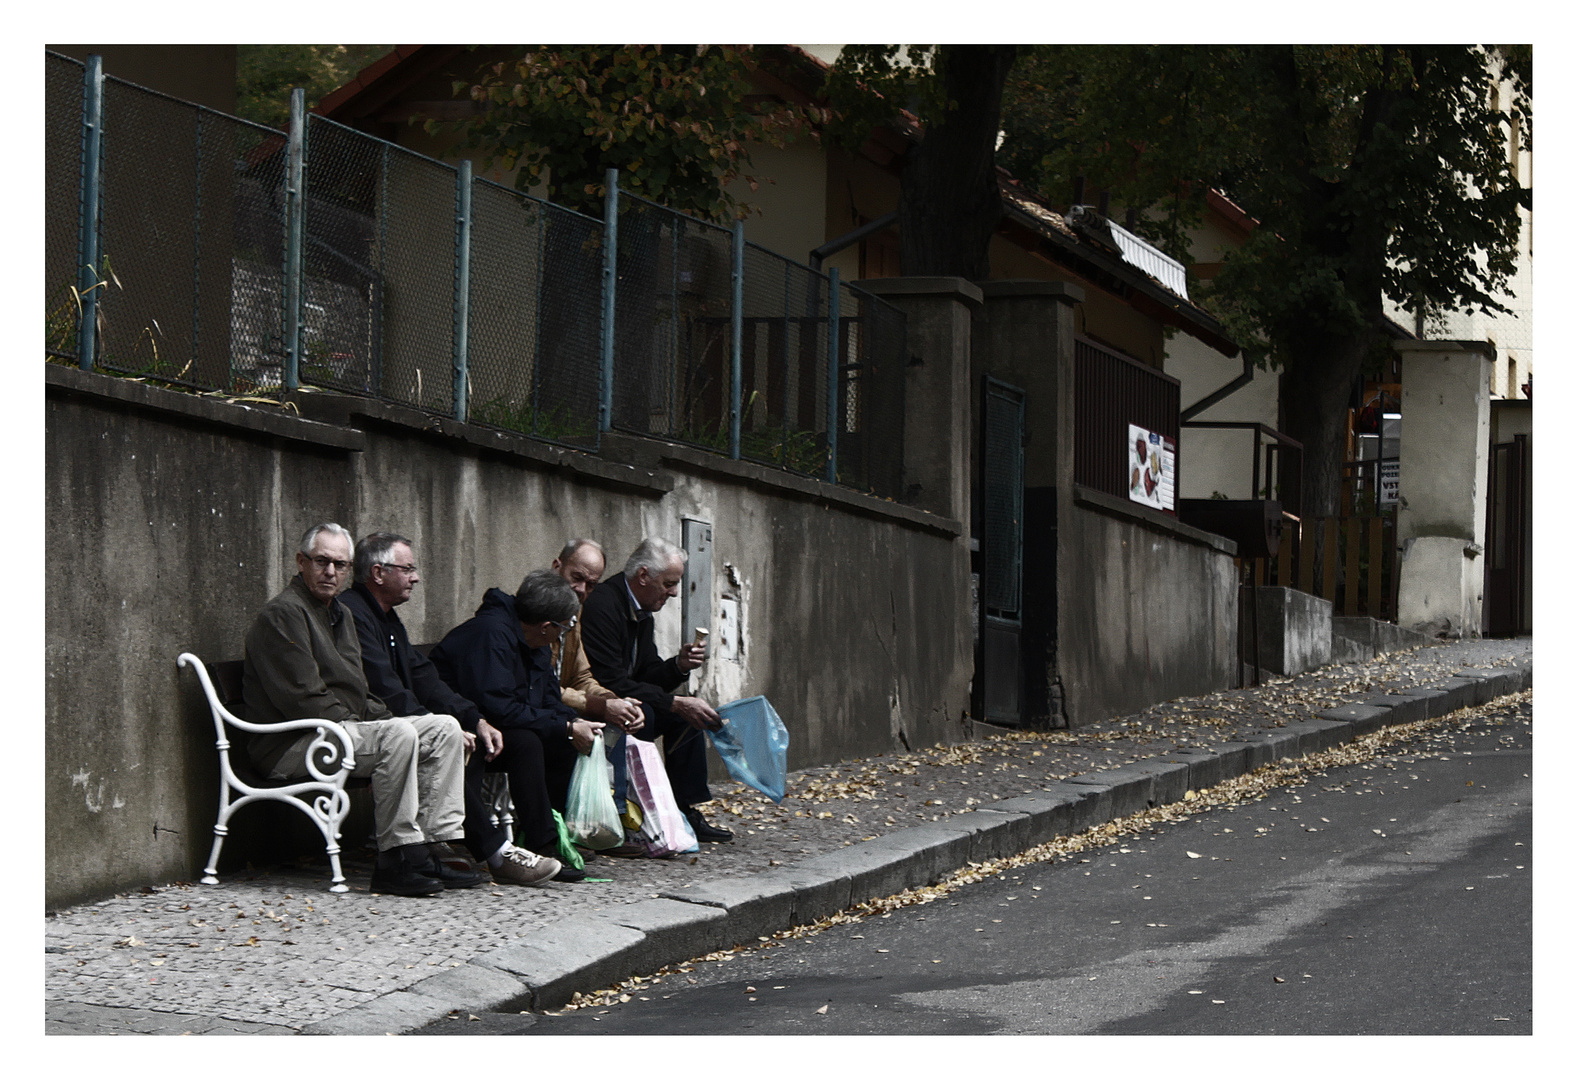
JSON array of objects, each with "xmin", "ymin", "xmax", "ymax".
[
  {"xmin": 580, "ymin": 537, "xmax": 732, "ymax": 843},
  {"xmin": 430, "ymin": 569, "xmax": 605, "ymax": 877},
  {"xmin": 342, "ymin": 533, "xmax": 566, "ymax": 886}
]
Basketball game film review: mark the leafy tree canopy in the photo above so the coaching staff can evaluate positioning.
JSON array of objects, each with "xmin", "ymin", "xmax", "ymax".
[
  {"xmin": 235, "ymin": 45, "xmax": 391, "ymax": 130},
  {"xmin": 443, "ymin": 45, "xmax": 824, "ymax": 222},
  {"xmin": 824, "ymin": 45, "xmax": 1017, "ymax": 278},
  {"xmin": 1001, "ymin": 44, "xmax": 1530, "ymax": 364},
  {"xmin": 998, "ymin": 44, "xmax": 1530, "ymax": 514}
]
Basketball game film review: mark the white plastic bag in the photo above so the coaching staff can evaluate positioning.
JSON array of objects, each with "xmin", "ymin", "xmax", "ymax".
[{"xmin": 565, "ymin": 733, "xmax": 624, "ymax": 850}]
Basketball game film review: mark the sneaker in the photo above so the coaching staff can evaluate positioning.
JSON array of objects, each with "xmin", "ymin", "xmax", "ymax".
[
  {"xmin": 489, "ymin": 845, "xmax": 560, "ymax": 887},
  {"xmin": 682, "ymin": 806, "xmax": 734, "ymax": 843}
]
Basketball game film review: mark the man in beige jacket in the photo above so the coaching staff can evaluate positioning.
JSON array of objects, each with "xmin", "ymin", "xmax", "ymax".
[{"xmin": 551, "ymin": 538, "xmax": 648, "ymax": 855}]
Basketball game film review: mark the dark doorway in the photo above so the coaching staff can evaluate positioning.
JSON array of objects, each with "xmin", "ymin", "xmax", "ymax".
[
  {"xmin": 978, "ymin": 377, "xmax": 1025, "ymax": 725},
  {"xmin": 1485, "ymin": 434, "xmax": 1531, "ymax": 636}
]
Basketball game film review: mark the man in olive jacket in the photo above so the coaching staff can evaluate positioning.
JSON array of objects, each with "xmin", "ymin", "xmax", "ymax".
[{"xmin": 242, "ymin": 522, "xmax": 484, "ymax": 897}]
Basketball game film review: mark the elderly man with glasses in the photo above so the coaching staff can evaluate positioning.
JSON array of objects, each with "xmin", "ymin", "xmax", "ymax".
[
  {"xmin": 242, "ymin": 523, "xmax": 487, "ymax": 897},
  {"xmin": 338, "ymin": 532, "xmax": 564, "ymax": 888},
  {"xmin": 429, "ymin": 569, "xmax": 604, "ymax": 880}
]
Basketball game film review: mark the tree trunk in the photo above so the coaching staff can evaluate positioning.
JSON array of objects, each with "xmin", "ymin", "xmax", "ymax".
[
  {"xmin": 1279, "ymin": 327, "xmax": 1376, "ymax": 521},
  {"xmin": 898, "ymin": 45, "xmax": 1017, "ymax": 278}
]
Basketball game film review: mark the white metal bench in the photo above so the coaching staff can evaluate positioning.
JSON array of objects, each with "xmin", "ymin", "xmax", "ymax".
[{"xmin": 179, "ymin": 652, "xmax": 356, "ymax": 893}]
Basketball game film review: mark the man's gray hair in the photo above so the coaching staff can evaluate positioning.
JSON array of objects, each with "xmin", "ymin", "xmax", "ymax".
[
  {"xmin": 355, "ymin": 531, "xmax": 414, "ymax": 583},
  {"xmin": 624, "ymin": 536, "xmax": 686, "ymax": 579},
  {"xmin": 298, "ymin": 522, "xmax": 353, "ymax": 557},
  {"xmin": 557, "ymin": 538, "xmax": 606, "ymax": 566},
  {"xmin": 514, "ymin": 569, "xmax": 580, "ymax": 625}
]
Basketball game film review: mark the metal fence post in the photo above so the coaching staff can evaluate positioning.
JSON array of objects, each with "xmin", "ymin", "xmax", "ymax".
[
  {"xmin": 826, "ymin": 267, "xmax": 840, "ymax": 483},
  {"xmin": 599, "ymin": 167, "xmax": 619, "ymax": 433},
  {"xmin": 453, "ymin": 159, "xmax": 472, "ymax": 423},
  {"xmin": 283, "ymin": 87, "xmax": 305, "ymax": 391},
  {"xmin": 77, "ymin": 54, "xmax": 104, "ymax": 372},
  {"xmin": 730, "ymin": 219, "xmax": 744, "ymax": 460}
]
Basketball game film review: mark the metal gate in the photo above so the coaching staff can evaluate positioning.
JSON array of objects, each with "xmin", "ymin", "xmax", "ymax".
[
  {"xmin": 1485, "ymin": 435, "xmax": 1531, "ymax": 636},
  {"xmin": 978, "ymin": 377, "xmax": 1025, "ymax": 725}
]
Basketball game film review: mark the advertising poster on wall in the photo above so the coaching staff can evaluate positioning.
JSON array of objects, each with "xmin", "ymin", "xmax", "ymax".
[{"xmin": 1128, "ymin": 424, "xmax": 1176, "ymax": 512}]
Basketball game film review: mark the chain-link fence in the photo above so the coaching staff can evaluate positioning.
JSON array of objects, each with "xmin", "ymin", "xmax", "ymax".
[
  {"xmin": 467, "ymin": 179, "xmax": 604, "ymax": 449},
  {"xmin": 44, "ymin": 53, "xmax": 83, "ymax": 363},
  {"xmin": 833, "ymin": 279, "xmax": 907, "ymax": 498},
  {"xmin": 611, "ymin": 193, "xmax": 737, "ymax": 451},
  {"xmin": 45, "ymin": 51, "xmax": 912, "ymax": 499},
  {"xmin": 738, "ymin": 242, "xmax": 834, "ymax": 478},
  {"xmin": 301, "ymin": 116, "xmax": 458, "ymax": 411}
]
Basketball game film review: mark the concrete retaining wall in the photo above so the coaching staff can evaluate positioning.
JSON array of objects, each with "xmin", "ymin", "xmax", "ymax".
[
  {"xmin": 1244, "ymin": 586, "xmax": 1332, "ymax": 676},
  {"xmin": 46, "ymin": 367, "xmax": 971, "ymax": 907},
  {"xmin": 1055, "ymin": 488, "xmax": 1239, "ymax": 726}
]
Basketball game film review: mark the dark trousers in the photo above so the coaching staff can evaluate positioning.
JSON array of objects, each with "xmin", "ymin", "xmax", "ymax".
[
  {"xmin": 461, "ymin": 727, "xmax": 579, "ymax": 860},
  {"xmin": 631, "ymin": 705, "xmax": 711, "ymax": 809}
]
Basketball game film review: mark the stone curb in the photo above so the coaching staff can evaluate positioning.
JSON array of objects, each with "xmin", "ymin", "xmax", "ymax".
[{"xmin": 307, "ymin": 660, "xmax": 1530, "ymax": 1033}]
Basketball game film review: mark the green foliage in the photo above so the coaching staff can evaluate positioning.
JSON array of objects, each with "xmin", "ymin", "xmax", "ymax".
[
  {"xmin": 1002, "ymin": 45, "xmax": 1531, "ymax": 356},
  {"xmin": 442, "ymin": 46, "xmax": 823, "ymax": 222},
  {"xmin": 236, "ymin": 45, "xmax": 391, "ymax": 129},
  {"xmin": 473, "ymin": 396, "xmax": 596, "ymax": 445},
  {"xmin": 825, "ymin": 45, "xmax": 1018, "ymax": 278},
  {"xmin": 820, "ymin": 45, "xmax": 946, "ymax": 147}
]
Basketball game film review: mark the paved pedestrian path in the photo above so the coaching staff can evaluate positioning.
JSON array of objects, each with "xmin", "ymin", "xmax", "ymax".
[{"xmin": 45, "ymin": 637, "xmax": 1531, "ymax": 1035}]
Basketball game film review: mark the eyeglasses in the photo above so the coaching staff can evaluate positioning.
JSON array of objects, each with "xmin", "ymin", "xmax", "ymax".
[
  {"xmin": 380, "ymin": 563, "xmax": 418, "ymax": 575},
  {"xmin": 309, "ymin": 556, "xmax": 351, "ymax": 572},
  {"xmin": 550, "ymin": 615, "xmax": 578, "ymax": 633}
]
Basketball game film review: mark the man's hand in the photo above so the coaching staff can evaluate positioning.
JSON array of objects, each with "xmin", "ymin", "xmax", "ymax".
[
  {"xmin": 671, "ymin": 695, "xmax": 722, "ymax": 732},
  {"xmin": 568, "ymin": 718, "xmax": 606, "ymax": 754},
  {"xmin": 676, "ymin": 641, "xmax": 708, "ymax": 672},
  {"xmin": 476, "ymin": 718, "xmax": 504, "ymax": 762},
  {"xmin": 600, "ymin": 696, "xmax": 646, "ymax": 734},
  {"xmin": 461, "ymin": 730, "xmax": 477, "ymax": 756}
]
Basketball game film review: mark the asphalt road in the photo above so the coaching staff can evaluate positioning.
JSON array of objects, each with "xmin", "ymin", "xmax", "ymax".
[{"xmin": 424, "ymin": 697, "xmax": 1532, "ymax": 1035}]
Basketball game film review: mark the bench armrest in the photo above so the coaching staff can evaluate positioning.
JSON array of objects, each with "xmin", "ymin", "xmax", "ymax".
[{"xmin": 178, "ymin": 652, "xmax": 356, "ymax": 779}]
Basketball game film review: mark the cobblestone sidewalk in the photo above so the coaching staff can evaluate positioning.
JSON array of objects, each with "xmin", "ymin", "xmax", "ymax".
[{"xmin": 45, "ymin": 637, "xmax": 1531, "ymax": 1034}]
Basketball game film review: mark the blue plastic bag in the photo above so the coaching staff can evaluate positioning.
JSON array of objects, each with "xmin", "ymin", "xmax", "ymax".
[{"xmin": 710, "ymin": 696, "xmax": 790, "ymax": 803}]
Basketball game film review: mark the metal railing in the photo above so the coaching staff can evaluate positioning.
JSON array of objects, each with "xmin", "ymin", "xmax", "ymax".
[
  {"xmin": 1180, "ymin": 421, "xmax": 1303, "ymax": 517},
  {"xmin": 45, "ymin": 50, "xmax": 909, "ymax": 498},
  {"xmin": 1073, "ymin": 336, "xmax": 1181, "ymax": 508}
]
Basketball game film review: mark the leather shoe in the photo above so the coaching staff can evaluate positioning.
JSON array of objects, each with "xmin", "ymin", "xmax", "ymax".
[
  {"xmin": 682, "ymin": 806, "xmax": 733, "ymax": 843},
  {"xmin": 551, "ymin": 863, "xmax": 589, "ymax": 883},
  {"xmin": 370, "ymin": 845, "xmax": 443, "ymax": 897},
  {"xmin": 420, "ymin": 843, "xmax": 488, "ymax": 890},
  {"xmin": 598, "ymin": 842, "xmax": 647, "ymax": 858}
]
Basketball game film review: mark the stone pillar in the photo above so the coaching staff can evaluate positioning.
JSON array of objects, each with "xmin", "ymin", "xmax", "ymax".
[
  {"xmin": 1394, "ymin": 339, "xmax": 1495, "ymax": 638},
  {"xmin": 973, "ymin": 280, "xmax": 1084, "ymax": 490},
  {"xmin": 857, "ymin": 277, "xmax": 981, "ymax": 523},
  {"xmin": 971, "ymin": 280, "xmax": 1085, "ymax": 726}
]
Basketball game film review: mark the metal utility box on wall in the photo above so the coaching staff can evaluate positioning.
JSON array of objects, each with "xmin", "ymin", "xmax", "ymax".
[{"xmin": 681, "ymin": 518, "xmax": 712, "ymax": 647}]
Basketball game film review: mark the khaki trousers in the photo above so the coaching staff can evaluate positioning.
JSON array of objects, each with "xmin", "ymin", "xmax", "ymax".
[{"xmin": 270, "ymin": 713, "xmax": 466, "ymax": 852}]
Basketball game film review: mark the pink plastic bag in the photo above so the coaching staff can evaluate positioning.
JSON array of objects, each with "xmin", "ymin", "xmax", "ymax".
[{"xmin": 625, "ymin": 737, "xmax": 699, "ymax": 857}]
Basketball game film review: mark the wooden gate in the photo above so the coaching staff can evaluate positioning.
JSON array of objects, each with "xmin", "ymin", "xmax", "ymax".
[{"xmin": 1255, "ymin": 460, "xmax": 1397, "ymax": 620}]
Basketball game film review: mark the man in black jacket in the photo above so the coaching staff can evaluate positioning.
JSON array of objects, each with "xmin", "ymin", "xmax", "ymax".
[
  {"xmin": 580, "ymin": 537, "xmax": 732, "ymax": 843},
  {"xmin": 429, "ymin": 569, "xmax": 606, "ymax": 875},
  {"xmin": 342, "ymin": 533, "xmax": 566, "ymax": 886}
]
